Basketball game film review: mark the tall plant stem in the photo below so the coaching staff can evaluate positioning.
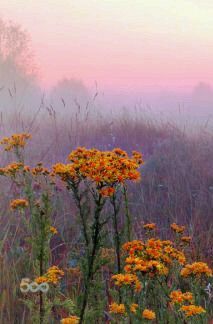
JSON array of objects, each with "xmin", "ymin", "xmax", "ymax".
[
  {"xmin": 112, "ymin": 195, "xmax": 121, "ymax": 274},
  {"xmin": 111, "ymin": 194, "xmax": 122, "ymax": 303},
  {"xmin": 123, "ymin": 185, "xmax": 132, "ymax": 241},
  {"xmin": 79, "ymin": 197, "xmax": 103, "ymax": 323},
  {"xmin": 72, "ymin": 184, "xmax": 89, "ymax": 247},
  {"xmin": 39, "ymin": 210, "xmax": 45, "ymax": 324}
]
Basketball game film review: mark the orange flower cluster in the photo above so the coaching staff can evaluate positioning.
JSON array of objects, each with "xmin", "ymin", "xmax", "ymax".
[
  {"xmin": 0, "ymin": 162, "xmax": 24, "ymax": 177},
  {"xmin": 122, "ymin": 238, "xmax": 186, "ymax": 278},
  {"xmin": 60, "ymin": 316, "xmax": 80, "ymax": 324},
  {"xmin": 52, "ymin": 163, "xmax": 78, "ymax": 182},
  {"xmin": 109, "ymin": 303, "xmax": 156, "ymax": 320},
  {"xmin": 169, "ymin": 290, "xmax": 193, "ymax": 304},
  {"xmin": 142, "ymin": 309, "xmax": 156, "ymax": 320},
  {"xmin": 31, "ymin": 163, "xmax": 49, "ymax": 176},
  {"xmin": 181, "ymin": 236, "xmax": 192, "ymax": 243},
  {"xmin": 109, "ymin": 302, "xmax": 126, "ymax": 315},
  {"xmin": 50, "ymin": 226, "xmax": 58, "ymax": 235},
  {"xmin": 53, "ymin": 147, "xmax": 143, "ymax": 196},
  {"xmin": 0, "ymin": 133, "xmax": 31, "ymax": 151},
  {"xmin": 130, "ymin": 303, "xmax": 138, "ymax": 314},
  {"xmin": 143, "ymin": 223, "xmax": 156, "ymax": 230},
  {"xmin": 110, "ymin": 223, "xmax": 211, "ymax": 322},
  {"xmin": 10, "ymin": 199, "xmax": 29, "ymax": 210},
  {"xmin": 111, "ymin": 236, "xmax": 189, "ymax": 317},
  {"xmin": 123, "ymin": 240, "xmax": 145, "ymax": 253},
  {"xmin": 169, "ymin": 290, "xmax": 205, "ymax": 317},
  {"xmin": 99, "ymin": 187, "xmax": 115, "ymax": 197},
  {"xmin": 35, "ymin": 266, "xmax": 64, "ymax": 285},
  {"xmin": 112, "ymin": 273, "xmax": 142, "ymax": 292},
  {"xmin": 171, "ymin": 223, "xmax": 185, "ymax": 233},
  {"xmin": 0, "ymin": 161, "xmax": 50, "ymax": 180},
  {"xmin": 180, "ymin": 305, "xmax": 206, "ymax": 317},
  {"xmin": 180, "ymin": 262, "xmax": 212, "ymax": 278}
]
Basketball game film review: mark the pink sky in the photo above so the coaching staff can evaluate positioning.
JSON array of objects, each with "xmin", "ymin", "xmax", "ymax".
[{"xmin": 1, "ymin": 0, "xmax": 213, "ymax": 91}]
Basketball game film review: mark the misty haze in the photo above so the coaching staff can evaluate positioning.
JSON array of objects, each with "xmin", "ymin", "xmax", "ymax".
[{"xmin": 0, "ymin": 1, "xmax": 212, "ymax": 323}]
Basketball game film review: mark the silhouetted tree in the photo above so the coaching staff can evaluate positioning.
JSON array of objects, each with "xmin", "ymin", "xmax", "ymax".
[
  {"xmin": 50, "ymin": 78, "xmax": 90, "ymax": 114},
  {"xmin": 0, "ymin": 17, "xmax": 41, "ymax": 115}
]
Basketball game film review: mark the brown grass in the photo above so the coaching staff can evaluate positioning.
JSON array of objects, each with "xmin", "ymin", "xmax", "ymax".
[{"xmin": 0, "ymin": 103, "xmax": 212, "ymax": 322}]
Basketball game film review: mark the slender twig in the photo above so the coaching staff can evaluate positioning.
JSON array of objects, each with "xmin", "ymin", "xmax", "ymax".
[{"xmin": 123, "ymin": 184, "xmax": 132, "ymax": 241}]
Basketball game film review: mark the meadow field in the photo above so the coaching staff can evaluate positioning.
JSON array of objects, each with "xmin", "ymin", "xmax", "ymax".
[
  {"xmin": 0, "ymin": 106, "xmax": 212, "ymax": 323},
  {"xmin": 1, "ymin": 1, "xmax": 213, "ymax": 322}
]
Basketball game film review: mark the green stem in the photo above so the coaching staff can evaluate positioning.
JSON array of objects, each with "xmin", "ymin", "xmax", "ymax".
[
  {"xmin": 39, "ymin": 210, "xmax": 45, "ymax": 324},
  {"xmin": 123, "ymin": 184, "xmax": 132, "ymax": 241},
  {"xmin": 72, "ymin": 183, "xmax": 89, "ymax": 247},
  {"xmin": 111, "ymin": 194, "xmax": 122, "ymax": 303},
  {"xmin": 79, "ymin": 196, "xmax": 103, "ymax": 323},
  {"xmin": 112, "ymin": 195, "xmax": 121, "ymax": 274}
]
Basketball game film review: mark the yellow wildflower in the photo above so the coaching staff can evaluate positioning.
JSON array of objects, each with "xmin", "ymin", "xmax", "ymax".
[
  {"xmin": 10, "ymin": 199, "xmax": 29, "ymax": 210},
  {"xmin": 109, "ymin": 302, "xmax": 126, "ymax": 315},
  {"xmin": 181, "ymin": 236, "xmax": 192, "ymax": 243},
  {"xmin": 35, "ymin": 266, "xmax": 64, "ymax": 285},
  {"xmin": 171, "ymin": 223, "xmax": 185, "ymax": 233},
  {"xmin": 180, "ymin": 305, "xmax": 206, "ymax": 317},
  {"xmin": 50, "ymin": 226, "xmax": 58, "ymax": 235},
  {"xmin": 0, "ymin": 133, "xmax": 31, "ymax": 151},
  {"xmin": 60, "ymin": 316, "xmax": 80, "ymax": 324},
  {"xmin": 35, "ymin": 276, "xmax": 48, "ymax": 284},
  {"xmin": 99, "ymin": 187, "xmax": 115, "ymax": 197},
  {"xmin": 142, "ymin": 309, "xmax": 156, "ymax": 320},
  {"xmin": 181, "ymin": 262, "xmax": 212, "ymax": 278},
  {"xmin": 170, "ymin": 290, "xmax": 193, "ymax": 304},
  {"xmin": 130, "ymin": 303, "xmax": 138, "ymax": 314},
  {"xmin": 143, "ymin": 223, "xmax": 156, "ymax": 230}
]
